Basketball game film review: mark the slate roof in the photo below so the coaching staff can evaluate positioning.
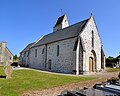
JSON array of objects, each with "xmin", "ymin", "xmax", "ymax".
[
  {"xmin": 6, "ymin": 47, "xmax": 14, "ymax": 56},
  {"xmin": 54, "ymin": 15, "xmax": 65, "ymax": 27},
  {"xmin": 21, "ymin": 42, "xmax": 35, "ymax": 53},
  {"xmin": 33, "ymin": 18, "xmax": 89, "ymax": 47}
]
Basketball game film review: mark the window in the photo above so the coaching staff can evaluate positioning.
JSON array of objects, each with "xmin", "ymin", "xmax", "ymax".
[
  {"xmin": 27, "ymin": 51, "xmax": 29, "ymax": 57},
  {"xmin": 24, "ymin": 51, "xmax": 26, "ymax": 57},
  {"xmin": 57, "ymin": 45, "xmax": 59, "ymax": 56},
  {"xmin": 42, "ymin": 48, "xmax": 44, "ymax": 54},
  {"xmin": 92, "ymin": 31, "xmax": 94, "ymax": 48},
  {"xmin": 35, "ymin": 49, "xmax": 37, "ymax": 57},
  {"xmin": 48, "ymin": 59, "xmax": 51, "ymax": 70}
]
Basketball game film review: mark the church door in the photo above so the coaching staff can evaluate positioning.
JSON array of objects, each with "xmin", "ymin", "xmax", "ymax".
[{"xmin": 89, "ymin": 57, "xmax": 94, "ymax": 72}]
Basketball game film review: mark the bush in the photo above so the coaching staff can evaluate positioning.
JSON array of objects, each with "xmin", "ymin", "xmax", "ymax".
[
  {"xmin": 11, "ymin": 62, "xmax": 18, "ymax": 67},
  {"xmin": 107, "ymin": 77, "xmax": 119, "ymax": 84}
]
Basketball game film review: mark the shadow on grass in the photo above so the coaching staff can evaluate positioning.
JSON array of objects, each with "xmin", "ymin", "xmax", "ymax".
[{"xmin": 0, "ymin": 75, "xmax": 6, "ymax": 78}]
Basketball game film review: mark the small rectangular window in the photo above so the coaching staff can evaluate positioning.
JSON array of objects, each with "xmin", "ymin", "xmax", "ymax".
[
  {"xmin": 57, "ymin": 45, "xmax": 59, "ymax": 56},
  {"xmin": 35, "ymin": 49, "xmax": 37, "ymax": 57}
]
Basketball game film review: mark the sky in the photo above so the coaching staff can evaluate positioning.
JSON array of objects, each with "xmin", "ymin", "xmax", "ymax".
[{"xmin": 0, "ymin": 0, "xmax": 120, "ymax": 57}]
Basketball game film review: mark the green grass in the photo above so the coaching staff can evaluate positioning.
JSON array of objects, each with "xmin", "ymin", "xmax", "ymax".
[
  {"xmin": 107, "ymin": 68, "xmax": 120, "ymax": 72},
  {"xmin": 0, "ymin": 66, "xmax": 94, "ymax": 96}
]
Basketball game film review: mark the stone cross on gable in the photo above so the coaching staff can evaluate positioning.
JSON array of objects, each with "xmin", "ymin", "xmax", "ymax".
[{"xmin": 61, "ymin": 9, "xmax": 63, "ymax": 14}]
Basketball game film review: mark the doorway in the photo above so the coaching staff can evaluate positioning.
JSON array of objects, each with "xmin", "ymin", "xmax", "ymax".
[
  {"xmin": 89, "ymin": 57, "xmax": 94, "ymax": 72},
  {"xmin": 89, "ymin": 50, "xmax": 97, "ymax": 72}
]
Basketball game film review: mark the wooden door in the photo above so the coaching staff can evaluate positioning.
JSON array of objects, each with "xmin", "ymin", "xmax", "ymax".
[{"xmin": 89, "ymin": 57, "xmax": 93, "ymax": 72}]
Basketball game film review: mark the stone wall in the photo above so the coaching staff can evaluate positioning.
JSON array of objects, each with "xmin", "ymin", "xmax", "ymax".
[
  {"xmin": 80, "ymin": 16, "xmax": 102, "ymax": 73},
  {"xmin": 79, "ymin": 39, "xmax": 83, "ymax": 73},
  {"xmin": 29, "ymin": 45, "xmax": 46, "ymax": 69},
  {"xmin": 0, "ymin": 42, "xmax": 13, "ymax": 66},
  {"xmin": 29, "ymin": 37, "xmax": 77, "ymax": 73},
  {"xmin": 46, "ymin": 37, "xmax": 76, "ymax": 73},
  {"xmin": 19, "ymin": 51, "xmax": 29, "ymax": 66}
]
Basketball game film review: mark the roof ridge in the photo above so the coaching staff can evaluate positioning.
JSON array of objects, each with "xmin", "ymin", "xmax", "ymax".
[
  {"xmin": 32, "ymin": 18, "xmax": 89, "ymax": 47},
  {"xmin": 46, "ymin": 18, "xmax": 89, "ymax": 36}
]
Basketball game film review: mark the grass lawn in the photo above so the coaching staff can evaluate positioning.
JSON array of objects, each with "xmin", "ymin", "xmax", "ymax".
[
  {"xmin": 107, "ymin": 68, "xmax": 120, "ymax": 72},
  {"xmin": 0, "ymin": 66, "xmax": 95, "ymax": 96}
]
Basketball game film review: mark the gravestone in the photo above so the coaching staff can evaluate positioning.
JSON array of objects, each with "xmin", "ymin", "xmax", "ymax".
[{"xmin": 4, "ymin": 61, "xmax": 13, "ymax": 79}]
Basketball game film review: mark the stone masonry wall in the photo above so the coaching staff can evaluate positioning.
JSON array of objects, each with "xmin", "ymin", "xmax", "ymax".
[
  {"xmin": 29, "ymin": 37, "xmax": 77, "ymax": 73},
  {"xmin": 80, "ymin": 16, "xmax": 102, "ymax": 72},
  {"xmin": 29, "ymin": 45, "xmax": 46, "ymax": 69},
  {"xmin": 0, "ymin": 42, "xmax": 13, "ymax": 66},
  {"xmin": 46, "ymin": 37, "xmax": 77, "ymax": 73}
]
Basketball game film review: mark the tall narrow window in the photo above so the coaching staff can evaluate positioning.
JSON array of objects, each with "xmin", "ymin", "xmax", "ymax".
[
  {"xmin": 27, "ymin": 51, "xmax": 29, "ymax": 57},
  {"xmin": 92, "ymin": 31, "xmax": 94, "ymax": 48},
  {"xmin": 42, "ymin": 48, "xmax": 44, "ymax": 54},
  {"xmin": 35, "ymin": 49, "xmax": 37, "ymax": 57},
  {"xmin": 57, "ymin": 45, "xmax": 59, "ymax": 56},
  {"xmin": 48, "ymin": 59, "xmax": 51, "ymax": 70}
]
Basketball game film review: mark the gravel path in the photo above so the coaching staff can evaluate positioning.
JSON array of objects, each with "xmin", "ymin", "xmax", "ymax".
[{"xmin": 22, "ymin": 71, "xmax": 119, "ymax": 96}]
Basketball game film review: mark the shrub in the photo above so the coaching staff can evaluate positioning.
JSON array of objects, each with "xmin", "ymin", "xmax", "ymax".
[{"xmin": 107, "ymin": 77, "xmax": 119, "ymax": 84}]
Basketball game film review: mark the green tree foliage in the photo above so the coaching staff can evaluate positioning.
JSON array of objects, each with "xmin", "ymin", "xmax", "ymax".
[
  {"xmin": 13, "ymin": 54, "xmax": 18, "ymax": 60},
  {"xmin": 106, "ymin": 56, "xmax": 119, "ymax": 67},
  {"xmin": 106, "ymin": 56, "xmax": 118, "ymax": 62}
]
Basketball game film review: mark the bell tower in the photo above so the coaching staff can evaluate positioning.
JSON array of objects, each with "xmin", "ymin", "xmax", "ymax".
[{"xmin": 53, "ymin": 14, "xmax": 69, "ymax": 32}]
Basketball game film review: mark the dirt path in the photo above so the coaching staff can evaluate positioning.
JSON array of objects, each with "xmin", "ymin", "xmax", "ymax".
[{"xmin": 22, "ymin": 72, "xmax": 119, "ymax": 96}]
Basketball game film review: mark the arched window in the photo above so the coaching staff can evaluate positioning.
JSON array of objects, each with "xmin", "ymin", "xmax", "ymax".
[{"xmin": 92, "ymin": 31, "xmax": 94, "ymax": 48}]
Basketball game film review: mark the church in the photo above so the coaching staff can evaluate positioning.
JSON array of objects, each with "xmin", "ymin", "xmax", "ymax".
[{"xmin": 19, "ymin": 14, "xmax": 105, "ymax": 75}]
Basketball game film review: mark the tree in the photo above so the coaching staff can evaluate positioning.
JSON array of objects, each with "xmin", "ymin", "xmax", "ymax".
[{"xmin": 13, "ymin": 54, "xmax": 18, "ymax": 60}]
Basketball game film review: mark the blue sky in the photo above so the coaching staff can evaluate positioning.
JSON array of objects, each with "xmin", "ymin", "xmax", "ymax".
[{"xmin": 0, "ymin": 0, "xmax": 120, "ymax": 57}]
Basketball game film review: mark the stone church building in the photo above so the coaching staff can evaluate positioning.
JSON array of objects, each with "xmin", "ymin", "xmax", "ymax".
[
  {"xmin": 19, "ymin": 14, "xmax": 105, "ymax": 75},
  {"xmin": 0, "ymin": 41, "xmax": 13, "ymax": 66}
]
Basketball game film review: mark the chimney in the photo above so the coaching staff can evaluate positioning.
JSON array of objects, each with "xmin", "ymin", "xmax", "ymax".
[
  {"xmin": 1, "ymin": 41, "xmax": 7, "ymax": 63},
  {"xmin": 1, "ymin": 41, "xmax": 7, "ymax": 49}
]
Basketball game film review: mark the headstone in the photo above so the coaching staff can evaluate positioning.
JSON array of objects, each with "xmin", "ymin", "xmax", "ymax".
[
  {"xmin": 4, "ymin": 65, "xmax": 13, "ymax": 79},
  {"xmin": 4, "ymin": 61, "xmax": 13, "ymax": 79}
]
